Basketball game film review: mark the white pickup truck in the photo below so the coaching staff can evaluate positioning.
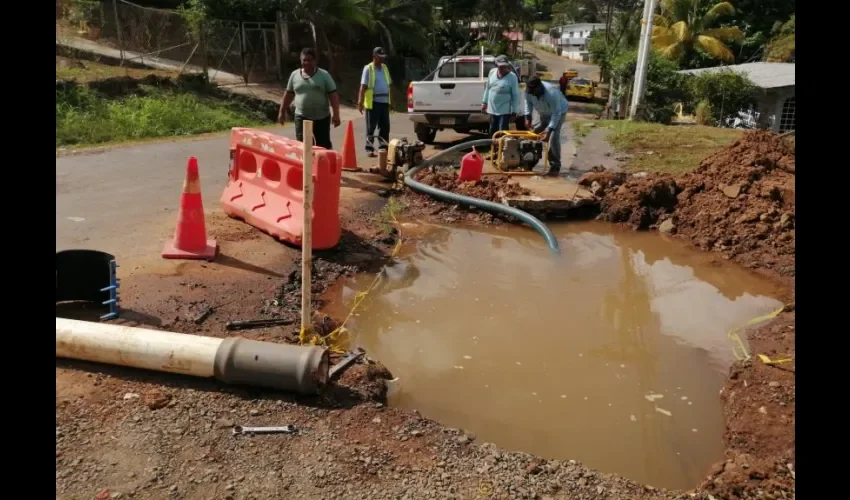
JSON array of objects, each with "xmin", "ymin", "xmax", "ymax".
[{"xmin": 406, "ymin": 55, "xmax": 527, "ymax": 144}]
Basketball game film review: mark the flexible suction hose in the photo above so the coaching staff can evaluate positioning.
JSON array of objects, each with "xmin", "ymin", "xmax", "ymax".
[{"xmin": 403, "ymin": 138, "xmax": 561, "ymax": 254}]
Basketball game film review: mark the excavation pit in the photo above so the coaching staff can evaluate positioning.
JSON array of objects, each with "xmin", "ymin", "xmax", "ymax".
[{"xmin": 325, "ymin": 220, "xmax": 783, "ymax": 490}]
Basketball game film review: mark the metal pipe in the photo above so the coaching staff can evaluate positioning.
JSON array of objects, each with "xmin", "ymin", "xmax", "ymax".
[
  {"xmin": 403, "ymin": 138, "xmax": 561, "ymax": 254},
  {"xmin": 56, "ymin": 318, "xmax": 329, "ymax": 394}
]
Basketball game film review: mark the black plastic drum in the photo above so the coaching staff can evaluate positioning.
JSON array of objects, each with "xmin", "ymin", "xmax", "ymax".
[{"xmin": 56, "ymin": 250, "xmax": 119, "ymax": 320}]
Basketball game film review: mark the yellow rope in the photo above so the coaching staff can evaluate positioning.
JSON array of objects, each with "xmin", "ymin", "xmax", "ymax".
[
  {"xmin": 299, "ymin": 212, "xmax": 403, "ymax": 353},
  {"xmin": 478, "ymin": 480, "xmax": 494, "ymax": 496},
  {"xmin": 727, "ymin": 307, "xmax": 793, "ymax": 364}
]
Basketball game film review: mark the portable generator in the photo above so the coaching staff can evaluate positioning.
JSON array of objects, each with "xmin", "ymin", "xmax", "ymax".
[{"xmin": 490, "ymin": 130, "xmax": 548, "ymax": 175}]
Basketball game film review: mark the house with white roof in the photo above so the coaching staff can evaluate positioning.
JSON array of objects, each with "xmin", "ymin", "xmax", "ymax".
[{"xmin": 678, "ymin": 62, "xmax": 795, "ymax": 132}]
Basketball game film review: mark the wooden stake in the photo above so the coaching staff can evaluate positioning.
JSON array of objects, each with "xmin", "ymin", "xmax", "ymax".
[{"xmin": 301, "ymin": 120, "xmax": 314, "ymax": 335}]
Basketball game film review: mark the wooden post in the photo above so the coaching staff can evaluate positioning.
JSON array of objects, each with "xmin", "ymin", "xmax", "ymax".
[
  {"xmin": 300, "ymin": 120, "xmax": 315, "ymax": 336},
  {"xmin": 277, "ymin": 11, "xmax": 290, "ymax": 54},
  {"xmin": 275, "ymin": 11, "xmax": 284, "ymax": 81}
]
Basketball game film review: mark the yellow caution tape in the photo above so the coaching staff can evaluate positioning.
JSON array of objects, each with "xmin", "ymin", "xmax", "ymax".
[
  {"xmin": 299, "ymin": 212, "xmax": 403, "ymax": 353},
  {"xmin": 727, "ymin": 307, "xmax": 787, "ymax": 362}
]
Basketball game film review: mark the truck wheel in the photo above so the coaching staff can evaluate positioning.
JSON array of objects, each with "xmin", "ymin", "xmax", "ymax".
[{"xmin": 416, "ymin": 129, "xmax": 437, "ymax": 145}]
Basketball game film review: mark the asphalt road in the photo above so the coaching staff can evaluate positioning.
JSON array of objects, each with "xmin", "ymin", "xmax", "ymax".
[
  {"xmin": 527, "ymin": 46, "xmax": 600, "ymax": 81},
  {"xmin": 55, "ymin": 112, "xmax": 474, "ymax": 260}
]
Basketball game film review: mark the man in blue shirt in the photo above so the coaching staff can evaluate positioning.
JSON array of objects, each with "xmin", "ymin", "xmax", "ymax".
[
  {"xmin": 524, "ymin": 76, "xmax": 569, "ymax": 176},
  {"xmin": 481, "ymin": 55, "xmax": 521, "ymax": 137},
  {"xmin": 358, "ymin": 47, "xmax": 393, "ymax": 157}
]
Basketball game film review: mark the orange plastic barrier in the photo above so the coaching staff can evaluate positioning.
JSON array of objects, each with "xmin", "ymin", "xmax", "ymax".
[{"xmin": 221, "ymin": 128, "xmax": 343, "ymax": 250}]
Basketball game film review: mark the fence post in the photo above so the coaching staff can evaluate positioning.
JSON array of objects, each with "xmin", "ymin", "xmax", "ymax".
[
  {"xmin": 112, "ymin": 0, "xmax": 125, "ymax": 64},
  {"xmin": 275, "ymin": 11, "xmax": 285, "ymax": 81},
  {"xmin": 239, "ymin": 21, "xmax": 248, "ymax": 83},
  {"xmin": 200, "ymin": 19, "xmax": 209, "ymax": 82}
]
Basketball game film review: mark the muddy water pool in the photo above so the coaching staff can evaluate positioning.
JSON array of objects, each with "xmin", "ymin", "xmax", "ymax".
[{"xmin": 327, "ymin": 221, "xmax": 783, "ymax": 490}]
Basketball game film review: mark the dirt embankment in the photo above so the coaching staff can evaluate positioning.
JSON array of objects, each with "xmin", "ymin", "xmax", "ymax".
[
  {"xmin": 592, "ymin": 130, "xmax": 795, "ymax": 281},
  {"xmin": 584, "ymin": 130, "xmax": 796, "ymax": 499}
]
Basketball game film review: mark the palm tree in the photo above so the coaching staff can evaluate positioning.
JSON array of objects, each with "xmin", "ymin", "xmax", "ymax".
[
  {"xmin": 651, "ymin": 0, "xmax": 745, "ymax": 63},
  {"xmin": 764, "ymin": 14, "xmax": 794, "ymax": 62}
]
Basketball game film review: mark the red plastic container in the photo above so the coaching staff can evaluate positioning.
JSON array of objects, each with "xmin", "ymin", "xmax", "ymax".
[{"xmin": 458, "ymin": 147, "xmax": 484, "ymax": 182}]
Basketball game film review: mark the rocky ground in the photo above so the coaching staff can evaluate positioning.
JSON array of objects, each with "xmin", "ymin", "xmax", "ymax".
[{"xmin": 57, "ymin": 132, "xmax": 795, "ymax": 500}]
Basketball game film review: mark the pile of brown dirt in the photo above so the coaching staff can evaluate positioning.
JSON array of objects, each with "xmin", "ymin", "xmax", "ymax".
[
  {"xmin": 598, "ymin": 130, "xmax": 795, "ymax": 278},
  {"xmin": 415, "ymin": 169, "xmax": 530, "ymax": 201},
  {"xmin": 401, "ymin": 168, "xmax": 530, "ymax": 224}
]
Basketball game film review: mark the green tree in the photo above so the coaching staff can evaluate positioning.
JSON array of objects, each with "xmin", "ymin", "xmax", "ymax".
[
  {"xmin": 611, "ymin": 48, "xmax": 685, "ymax": 123},
  {"xmin": 651, "ymin": 0, "xmax": 745, "ymax": 63},
  {"xmin": 685, "ymin": 70, "xmax": 756, "ymax": 124},
  {"xmin": 359, "ymin": 0, "xmax": 433, "ymax": 57},
  {"xmin": 551, "ymin": 0, "xmax": 606, "ymax": 25},
  {"xmin": 725, "ymin": 0, "xmax": 795, "ymax": 63},
  {"xmin": 292, "ymin": 0, "xmax": 371, "ymax": 71},
  {"xmin": 764, "ymin": 14, "xmax": 794, "ymax": 62},
  {"xmin": 586, "ymin": 0, "xmax": 644, "ymax": 82}
]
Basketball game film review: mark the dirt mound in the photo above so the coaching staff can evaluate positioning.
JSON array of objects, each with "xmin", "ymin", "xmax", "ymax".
[
  {"xmin": 402, "ymin": 168, "xmax": 530, "ymax": 224},
  {"xmin": 415, "ymin": 168, "xmax": 530, "ymax": 201},
  {"xmin": 599, "ymin": 130, "xmax": 795, "ymax": 277}
]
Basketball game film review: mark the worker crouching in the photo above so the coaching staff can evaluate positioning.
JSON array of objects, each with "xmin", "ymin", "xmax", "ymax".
[{"xmin": 524, "ymin": 76, "xmax": 569, "ymax": 176}]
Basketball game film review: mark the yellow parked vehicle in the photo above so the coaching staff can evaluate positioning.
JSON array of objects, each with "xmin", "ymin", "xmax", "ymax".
[
  {"xmin": 566, "ymin": 77, "xmax": 595, "ymax": 102},
  {"xmin": 564, "ymin": 69, "xmax": 578, "ymax": 79}
]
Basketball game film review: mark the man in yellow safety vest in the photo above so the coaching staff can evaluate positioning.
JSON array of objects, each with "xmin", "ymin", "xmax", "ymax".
[{"xmin": 357, "ymin": 47, "xmax": 392, "ymax": 157}]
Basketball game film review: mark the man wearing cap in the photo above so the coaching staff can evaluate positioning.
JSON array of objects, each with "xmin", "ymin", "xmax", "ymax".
[
  {"xmin": 358, "ymin": 47, "xmax": 393, "ymax": 157},
  {"xmin": 524, "ymin": 76, "xmax": 569, "ymax": 176},
  {"xmin": 481, "ymin": 55, "xmax": 521, "ymax": 138}
]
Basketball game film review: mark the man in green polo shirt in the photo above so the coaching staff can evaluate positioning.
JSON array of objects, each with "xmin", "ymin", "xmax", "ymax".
[{"xmin": 278, "ymin": 47, "xmax": 341, "ymax": 149}]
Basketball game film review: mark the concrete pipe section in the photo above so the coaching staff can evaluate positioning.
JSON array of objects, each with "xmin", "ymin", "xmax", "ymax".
[{"xmin": 55, "ymin": 318, "xmax": 330, "ymax": 395}]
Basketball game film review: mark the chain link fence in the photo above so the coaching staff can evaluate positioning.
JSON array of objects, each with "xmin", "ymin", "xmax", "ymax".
[{"xmin": 56, "ymin": 0, "xmax": 285, "ymax": 84}]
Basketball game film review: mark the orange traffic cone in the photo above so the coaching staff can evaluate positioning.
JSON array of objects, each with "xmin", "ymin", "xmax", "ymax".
[
  {"xmin": 162, "ymin": 157, "xmax": 217, "ymax": 260},
  {"xmin": 341, "ymin": 120, "xmax": 359, "ymax": 172}
]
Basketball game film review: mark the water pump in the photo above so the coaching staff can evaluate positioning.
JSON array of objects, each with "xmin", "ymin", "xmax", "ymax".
[
  {"xmin": 499, "ymin": 137, "xmax": 544, "ymax": 171},
  {"xmin": 491, "ymin": 131, "xmax": 548, "ymax": 175}
]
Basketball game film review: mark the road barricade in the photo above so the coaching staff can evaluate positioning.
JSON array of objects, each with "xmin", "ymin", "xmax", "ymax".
[{"xmin": 221, "ymin": 128, "xmax": 343, "ymax": 249}]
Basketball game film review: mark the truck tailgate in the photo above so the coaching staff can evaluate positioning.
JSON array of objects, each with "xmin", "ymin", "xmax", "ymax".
[{"xmin": 410, "ymin": 81, "xmax": 485, "ymax": 113}]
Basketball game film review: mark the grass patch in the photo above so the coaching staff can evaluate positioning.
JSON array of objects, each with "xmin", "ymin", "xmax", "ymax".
[
  {"xmin": 599, "ymin": 120, "xmax": 744, "ymax": 174},
  {"xmin": 577, "ymin": 102, "xmax": 604, "ymax": 114},
  {"xmin": 571, "ymin": 121, "xmax": 593, "ymax": 145},
  {"xmin": 378, "ymin": 198, "xmax": 407, "ymax": 235},
  {"xmin": 56, "ymin": 83, "xmax": 271, "ymax": 148}
]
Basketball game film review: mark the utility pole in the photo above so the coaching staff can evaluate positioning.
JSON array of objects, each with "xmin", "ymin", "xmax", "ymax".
[{"xmin": 629, "ymin": 0, "xmax": 657, "ymax": 119}]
